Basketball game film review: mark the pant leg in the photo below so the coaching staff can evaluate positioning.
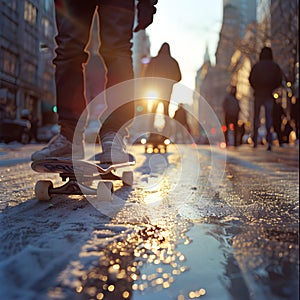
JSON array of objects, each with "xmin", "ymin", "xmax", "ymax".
[
  {"xmin": 264, "ymin": 99, "xmax": 273, "ymax": 146},
  {"xmin": 53, "ymin": 0, "xmax": 97, "ymax": 140},
  {"xmin": 98, "ymin": 4, "xmax": 135, "ymax": 137},
  {"xmin": 162, "ymin": 100, "xmax": 169, "ymax": 117},
  {"xmin": 253, "ymin": 98, "xmax": 261, "ymax": 146},
  {"xmin": 233, "ymin": 119, "xmax": 238, "ymax": 146},
  {"xmin": 224, "ymin": 115, "xmax": 230, "ymax": 145},
  {"xmin": 151, "ymin": 100, "xmax": 159, "ymax": 114},
  {"xmin": 274, "ymin": 125, "xmax": 283, "ymax": 145}
]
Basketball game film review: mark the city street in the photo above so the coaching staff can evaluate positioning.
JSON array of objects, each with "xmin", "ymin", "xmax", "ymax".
[{"xmin": 0, "ymin": 142, "xmax": 299, "ymax": 300}]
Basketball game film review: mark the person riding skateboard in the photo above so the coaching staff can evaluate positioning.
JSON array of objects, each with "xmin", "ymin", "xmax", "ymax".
[{"xmin": 31, "ymin": 0, "xmax": 158, "ymax": 163}]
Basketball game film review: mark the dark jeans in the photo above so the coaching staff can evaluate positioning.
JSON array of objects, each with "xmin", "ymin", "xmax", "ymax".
[
  {"xmin": 273, "ymin": 124, "xmax": 283, "ymax": 145},
  {"xmin": 253, "ymin": 97, "xmax": 273, "ymax": 146},
  {"xmin": 53, "ymin": 0, "xmax": 135, "ymax": 140},
  {"xmin": 224, "ymin": 115, "xmax": 238, "ymax": 146}
]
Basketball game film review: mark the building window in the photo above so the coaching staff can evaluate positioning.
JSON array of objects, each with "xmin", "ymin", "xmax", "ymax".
[
  {"xmin": 24, "ymin": 61, "xmax": 37, "ymax": 84},
  {"xmin": 0, "ymin": 89, "xmax": 16, "ymax": 119},
  {"xmin": 42, "ymin": 72, "xmax": 53, "ymax": 90},
  {"xmin": 43, "ymin": 0, "xmax": 52, "ymax": 11},
  {"xmin": 3, "ymin": 15, "xmax": 18, "ymax": 37},
  {"xmin": 24, "ymin": 1, "xmax": 37, "ymax": 26},
  {"xmin": 23, "ymin": 31, "xmax": 37, "ymax": 54},
  {"xmin": 42, "ymin": 17, "xmax": 52, "ymax": 38},
  {"xmin": 2, "ymin": 49, "xmax": 17, "ymax": 76}
]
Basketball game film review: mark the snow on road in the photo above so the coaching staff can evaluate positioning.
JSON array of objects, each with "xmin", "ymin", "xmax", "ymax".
[
  {"xmin": 0, "ymin": 142, "xmax": 298, "ymax": 299},
  {"xmin": 0, "ymin": 143, "xmax": 209, "ymax": 299}
]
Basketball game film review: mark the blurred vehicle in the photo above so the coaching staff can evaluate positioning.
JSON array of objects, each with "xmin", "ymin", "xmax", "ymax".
[
  {"xmin": 37, "ymin": 124, "xmax": 60, "ymax": 142},
  {"xmin": 130, "ymin": 133, "xmax": 149, "ymax": 145},
  {"xmin": 140, "ymin": 133, "xmax": 171, "ymax": 153},
  {"xmin": 0, "ymin": 118, "xmax": 31, "ymax": 144}
]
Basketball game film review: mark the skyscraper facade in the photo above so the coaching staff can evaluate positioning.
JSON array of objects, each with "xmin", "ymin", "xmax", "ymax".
[{"xmin": 0, "ymin": 0, "xmax": 56, "ymax": 123}]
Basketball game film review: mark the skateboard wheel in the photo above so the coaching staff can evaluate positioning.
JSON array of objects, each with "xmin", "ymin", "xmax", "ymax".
[
  {"xmin": 35, "ymin": 180, "xmax": 53, "ymax": 201},
  {"xmin": 122, "ymin": 171, "xmax": 133, "ymax": 186},
  {"xmin": 97, "ymin": 181, "xmax": 113, "ymax": 202}
]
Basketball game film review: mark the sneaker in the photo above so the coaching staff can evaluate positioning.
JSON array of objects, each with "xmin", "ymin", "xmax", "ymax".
[
  {"xmin": 31, "ymin": 134, "xmax": 84, "ymax": 161},
  {"xmin": 97, "ymin": 132, "xmax": 132, "ymax": 164}
]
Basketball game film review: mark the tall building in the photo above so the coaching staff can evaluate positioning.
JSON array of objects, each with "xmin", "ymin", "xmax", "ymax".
[
  {"xmin": 216, "ymin": 0, "xmax": 256, "ymax": 67},
  {"xmin": 0, "ymin": 0, "xmax": 56, "ymax": 123},
  {"xmin": 192, "ymin": 46, "xmax": 212, "ymax": 140},
  {"xmin": 224, "ymin": 0, "xmax": 256, "ymax": 38},
  {"xmin": 222, "ymin": 0, "xmax": 298, "ymax": 135},
  {"xmin": 194, "ymin": 0, "xmax": 256, "ymax": 128},
  {"xmin": 0, "ymin": 1, "xmax": 152, "ymax": 131},
  {"xmin": 258, "ymin": 0, "xmax": 298, "ymax": 84}
]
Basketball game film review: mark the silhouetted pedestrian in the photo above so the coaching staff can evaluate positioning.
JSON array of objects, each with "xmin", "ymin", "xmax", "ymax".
[
  {"xmin": 249, "ymin": 46, "xmax": 283, "ymax": 151},
  {"xmin": 144, "ymin": 42, "xmax": 181, "ymax": 134},
  {"xmin": 222, "ymin": 85, "xmax": 240, "ymax": 147},
  {"xmin": 173, "ymin": 103, "xmax": 190, "ymax": 143}
]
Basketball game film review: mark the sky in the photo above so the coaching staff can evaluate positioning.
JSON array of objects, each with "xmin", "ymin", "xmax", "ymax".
[{"xmin": 146, "ymin": 1, "xmax": 223, "ymax": 103}]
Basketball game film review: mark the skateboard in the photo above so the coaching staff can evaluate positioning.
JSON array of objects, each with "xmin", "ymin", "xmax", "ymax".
[{"xmin": 31, "ymin": 155, "xmax": 135, "ymax": 202}]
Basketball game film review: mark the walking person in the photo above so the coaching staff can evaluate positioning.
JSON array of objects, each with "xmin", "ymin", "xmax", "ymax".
[
  {"xmin": 143, "ymin": 42, "xmax": 182, "ymax": 134},
  {"xmin": 222, "ymin": 85, "xmax": 240, "ymax": 147},
  {"xmin": 173, "ymin": 103, "xmax": 190, "ymax": 143},
  {"xmin": 31, "ymin": 0, "xmax": 158, "ymax": 163},
  {"xmin": 249, "ymin": 46, "xmax": 283, "ymax": 151}
]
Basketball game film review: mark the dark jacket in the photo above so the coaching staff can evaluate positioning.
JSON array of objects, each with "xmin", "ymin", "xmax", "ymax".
[
  {"xmin": 223, "ymin": 94, "xmax": 240, "ymax": 118},
  {"xmin": 143, "ymin": 43, "xmax": 181, "ymax": 100},
  {"xmin": 249, "ymin": 47, "xmax": 282, "ymax": 99},
  {"xmin": 174, "ymin": 106, "xmax": 187, "ymax": 125},
  {"xmin": 144, "ymin": 43, "xmax": 182, "ymax": 82}
]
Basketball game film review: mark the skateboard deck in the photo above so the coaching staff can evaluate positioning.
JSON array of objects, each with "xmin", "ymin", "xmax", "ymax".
[{"xmin": 31, "ymin": 155, "xmax": 135, "ymax": 201}]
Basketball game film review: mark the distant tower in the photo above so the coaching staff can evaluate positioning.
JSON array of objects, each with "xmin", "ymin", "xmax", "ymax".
[
  {"xmin": 195, "ymin": 44, "xmax": 211, "ymax": 92},
  {"xmin": 203, "ymin": 44, "xmax": 211, "ymax": 65}
]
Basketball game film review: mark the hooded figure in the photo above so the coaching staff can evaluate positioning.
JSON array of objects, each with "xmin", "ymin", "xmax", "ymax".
[
  {"xmin": 144, "ymin": 43, "xmax": 182, "ymax": 119},
  {"xmin": 249, "ymin": 47, "xmax": 282, "ymax": 99},
  {"xmin": 222, "ymin": 85, "xmax": 240, "ymax": 146},
  {"xmin": 249, "ymin": 46, "xmax": 283, "ymax": 150},
  {"xmin": 144, "ymin": 43, "xmax": 181, "ymax": 82}
]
